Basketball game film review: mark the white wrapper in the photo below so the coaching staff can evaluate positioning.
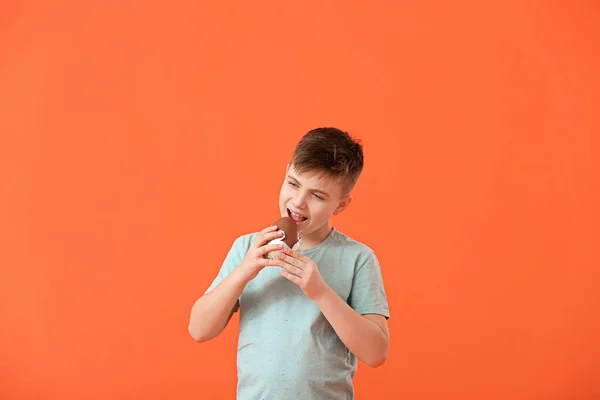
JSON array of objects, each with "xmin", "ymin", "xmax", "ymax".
[{"xmin": 265, "ymin": 229, "xmax": 301, "ymax": 259}]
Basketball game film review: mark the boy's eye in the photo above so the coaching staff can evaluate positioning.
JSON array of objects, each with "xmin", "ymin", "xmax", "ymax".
[{"xmin": 287, "ymin": 181, "xmax": 323, "ymax": 200}]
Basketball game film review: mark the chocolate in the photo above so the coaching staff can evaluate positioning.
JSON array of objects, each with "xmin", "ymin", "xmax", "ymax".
[
  {"xmin": 264, "ymin": 216, "xmax": 301, "ymax": 259},
  {"xmin": 273, "ymin": 216, "xmax": 298, "ymax": 248}
]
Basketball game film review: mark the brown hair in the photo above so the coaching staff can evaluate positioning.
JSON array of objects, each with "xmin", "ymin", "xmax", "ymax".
[{"xmin": 290, "ymin": 127, "xmax": 364, "ymax": 196}]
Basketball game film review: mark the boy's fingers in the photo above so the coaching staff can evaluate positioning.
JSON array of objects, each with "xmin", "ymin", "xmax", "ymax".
[
  {"xmin": 259, "ymin": 244, "xmax": 285, "ymax": 257},
  {"xmin": 257, "ymin": 225, "xmax": 276, "ymax": 239},
  {"xmin": 265, "ymin": 230, "xmax": 284, "ymax": 242},
  {"xmin": 253, "ymin": 226, "xmax": 280, "ymax": 248},
  {"xmin": 256, "ymin": 233, "xmax": 284, "ymax": 251},
  {"xmin": 279, "ymin": 262, "xmax": 303, "ymax": 277},
  {"xmin": 277, "ymin": 253, "xmax": 303, "ymax": 269},
  {"xmin": 282, "ymin": 248, "xmax": 311, "ymax": 263},
  {"xmin": 280, "ymin": 269, "xmax": 302, "ymax": 285},
  {"xmin": 260, "ymin": 257, "xmax": 284, "ymax": 267},
  {"xmin": 263, "ymin": 225, "xmax": 279, "ymax": 233}
]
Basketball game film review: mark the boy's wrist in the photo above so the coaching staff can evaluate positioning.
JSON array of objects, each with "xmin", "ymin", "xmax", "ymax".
[
  {"xmin": 231, "ymin": 265, "xmax": 253, "ymax": 286},
  {"xmin": 312, "ymin": 283, "xmax": 335, "ymax": 306}
]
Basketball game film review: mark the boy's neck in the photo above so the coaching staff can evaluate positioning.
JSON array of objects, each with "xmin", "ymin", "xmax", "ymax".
[{"xmin": 299, "ymin": 224, "xmax": 334, "ymax": 250}]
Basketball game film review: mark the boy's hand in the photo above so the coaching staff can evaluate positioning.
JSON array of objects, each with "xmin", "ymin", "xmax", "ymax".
[
  {"xmin": 276, "ymin": 248, "xmax": 328, "ymax": 301},
  {"xmin": 238, "ymin": 225, "xmax": 286, "ymax": 282}
]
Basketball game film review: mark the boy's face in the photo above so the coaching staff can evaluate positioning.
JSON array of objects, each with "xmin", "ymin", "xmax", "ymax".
[{"xmin": 278, "ymin": 164, "xmax": 352, "ymax": 244}]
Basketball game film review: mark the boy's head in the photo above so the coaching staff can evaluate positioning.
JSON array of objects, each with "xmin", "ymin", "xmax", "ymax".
[{"xmin": 278, "ymin": 127, "xmax": 364, "ymax": 243}]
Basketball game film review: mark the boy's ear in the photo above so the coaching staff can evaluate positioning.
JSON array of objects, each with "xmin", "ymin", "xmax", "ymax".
[{"xmin": 333, "ymin": 194, "xmax": 352, "ymax": 215}]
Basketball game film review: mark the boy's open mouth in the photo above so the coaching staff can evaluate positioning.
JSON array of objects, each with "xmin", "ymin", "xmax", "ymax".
[{"xmin": 287, "ymin": 208, "xmax": 308, "ymax": 224}]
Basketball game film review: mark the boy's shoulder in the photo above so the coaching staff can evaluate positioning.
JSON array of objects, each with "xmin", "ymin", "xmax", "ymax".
[
  {"xmin": 324, "ymin": 228, "xmax": 375, "ymax": 257},
  {"xmin": 228, "ymin": 232, "xmax": 258, "ymax": 251},
  {"xmin": 330, "ymin": 228, "xmax": 376, "ymax": 253},
  {"xmin": 330, "ymin": 229, "xmax": 380, "ymax": 268}
]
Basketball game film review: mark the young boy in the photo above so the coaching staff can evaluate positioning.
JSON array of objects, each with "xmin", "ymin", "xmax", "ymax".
[{"xmin": 188, "ymin": 127, "xmax": 390, "ymax": 399}]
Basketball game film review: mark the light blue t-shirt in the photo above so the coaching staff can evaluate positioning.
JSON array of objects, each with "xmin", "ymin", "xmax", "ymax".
[{"xmin": 205, "ymin": 227, "xmax": 390, "ymax": 400}]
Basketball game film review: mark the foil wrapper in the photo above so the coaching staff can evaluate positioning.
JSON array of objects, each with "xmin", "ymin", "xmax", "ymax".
[{"xmin": 265, "ymin": 229, "xmax": 301, "ymax": 259}]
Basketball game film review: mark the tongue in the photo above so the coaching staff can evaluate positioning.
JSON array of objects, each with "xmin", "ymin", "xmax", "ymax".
[{"xmin": 290, "ymin": 212, "xmax": 307, "ymax": 222}]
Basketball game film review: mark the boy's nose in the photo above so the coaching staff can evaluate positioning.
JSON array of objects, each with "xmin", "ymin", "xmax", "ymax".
[{"xmin": 291, "ymin": 193, "xmax": 308, "ymax": 209}]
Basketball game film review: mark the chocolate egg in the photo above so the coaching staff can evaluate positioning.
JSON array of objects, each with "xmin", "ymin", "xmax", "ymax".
[{"xmin": 272, "ymin": 216, "xmax": 299, "ymax": 248}]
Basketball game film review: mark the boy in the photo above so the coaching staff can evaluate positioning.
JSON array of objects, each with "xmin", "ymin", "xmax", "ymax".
[{"xmin": 188, "ymin": 127, "xmax": 390, "ymax": 399}]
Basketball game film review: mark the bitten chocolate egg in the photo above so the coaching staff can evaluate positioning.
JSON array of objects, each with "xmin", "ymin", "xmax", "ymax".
[
  {"xmin": 273, "ymin": 216, "xmax": 298, "ymax": 248},
  {"xmin": 264, "ymin": 216, "xmax": 300, "ymax": 259}
]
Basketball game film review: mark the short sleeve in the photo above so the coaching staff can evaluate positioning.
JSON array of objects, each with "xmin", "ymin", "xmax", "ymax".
[
  {"xmin": 347, "ymin": 251, "xmax": 390, "ymax": 319},
  {"xmin": 204, "ymin": 235, "xmax": 249, "ymax": 294}
]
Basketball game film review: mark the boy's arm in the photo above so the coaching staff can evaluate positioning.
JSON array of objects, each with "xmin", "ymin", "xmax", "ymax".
[
  {"xmin": 188, "ymin": 268, "xmax": 248, "ymax": 342},
  {"xmin": 313, "ymin": 287, "xmax": 389, "ymax": 367},
  {"xmin": 277, "ymin": 247, "xmax": 390, "ymax": 367},
  {"xmin": 226, "ymin": 299, "xmax": 240, "ymax": 324},
  {"xmin": 188, "ymin": 226, "xmax": 286, "ymax": 342}
]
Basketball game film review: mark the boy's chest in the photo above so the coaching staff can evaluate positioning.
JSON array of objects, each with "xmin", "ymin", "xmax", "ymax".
[{"xmin": 241, "ymin": 250, "xmax": 355, "ymax": 307}]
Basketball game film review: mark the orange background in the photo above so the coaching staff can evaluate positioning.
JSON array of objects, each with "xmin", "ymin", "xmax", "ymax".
[{"xmin": 1, "ymin": 1, "xmax": 599, "ymax": 399}]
